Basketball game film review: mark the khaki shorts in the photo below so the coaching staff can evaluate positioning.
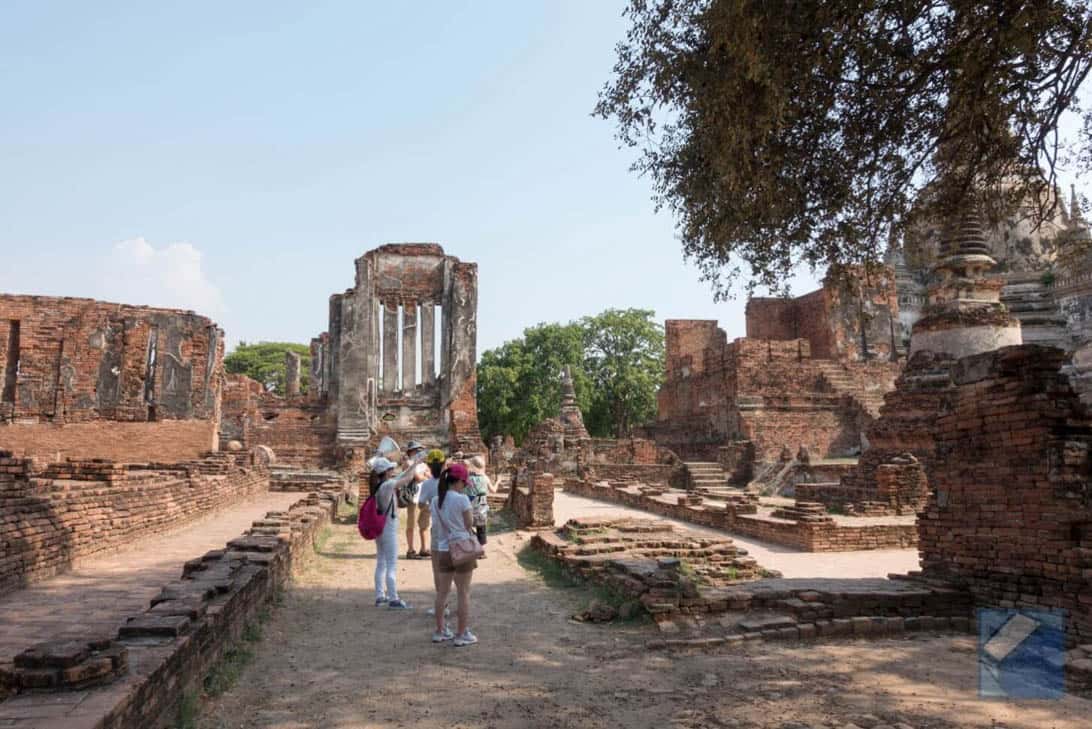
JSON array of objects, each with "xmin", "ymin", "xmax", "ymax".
[
  {"xmin": 417, "ymin": 503, "xmax": 431, "ymax": 531},
  {"xmin": 436, "ymin": 550, "xmax": 476, "ymax": 574}
]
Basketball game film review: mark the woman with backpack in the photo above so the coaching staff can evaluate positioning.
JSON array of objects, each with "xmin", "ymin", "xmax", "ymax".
[
  {"xmin": 430, "ymin": 462, "xmax": 480, "ymax": 646},
  {"xmin": 367, "ymin": 456, "xmax": 423, "ymax": 609}
]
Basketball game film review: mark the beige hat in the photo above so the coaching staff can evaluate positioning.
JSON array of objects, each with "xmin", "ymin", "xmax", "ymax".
[{"xmin": 468, "ymin": 455, "xmax": 486, "ymax": 473}]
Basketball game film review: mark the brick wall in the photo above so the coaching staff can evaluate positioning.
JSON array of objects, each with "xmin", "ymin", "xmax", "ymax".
[
  {"xmin": 0, "ymin": 419, "xmax": 217, "ymax": 463},
  {"xmin": 653, "ymin": 315, "xmax": 898, "ymax": 462},
  {"xmin": 743, "ymin": 266, "xmax": 899, "ymax": 362},
  {"xmin": 0, "ymin": 453, "xmax": 269, "ymax": 595},
  {"xmin": 220, "ymin": 373, "xmax": 338, "ymax": 468},
  {"xmin": 0, "ymin": 295, "xmax": 222, "ymax": 425},
  {"xmin": 917, "ymin": 345, "xmax": 1092, "ymax": 643}
]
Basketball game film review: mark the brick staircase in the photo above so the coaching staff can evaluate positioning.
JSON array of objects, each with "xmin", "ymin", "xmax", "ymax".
[{"xmin": 815, "ymin": 361, "xmax": 886, "ymax": 416}]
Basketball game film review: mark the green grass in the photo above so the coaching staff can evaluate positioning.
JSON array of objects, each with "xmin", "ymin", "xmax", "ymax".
[
  {"xmin": 314, "ymin": 526, "xmax": 334, "ymax": 553},
  {"xmin": 174, "ymin": 599, "xmax": 278, "ymax": 727},
  {"xmin": 335, "ymin": 497, "xmax": 358, "ymax": 524},
  {"xmin": 486, "ymin": 508, "xmax": 518, "ymax": 536},
  {"xmin": 174, "ymin": 691, "xmax": 199, "ymax": 729},
  {"xmin": 516, "ymin": 545, "xmax": 647, "ymax": 623}
]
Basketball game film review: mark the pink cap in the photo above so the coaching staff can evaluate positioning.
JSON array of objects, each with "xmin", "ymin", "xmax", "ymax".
[{"xmin": 446, "ymin": 463, "xmax": 469, "ymax": 482}]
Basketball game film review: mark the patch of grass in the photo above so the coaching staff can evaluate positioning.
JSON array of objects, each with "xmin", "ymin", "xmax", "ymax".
[
  {"xmin": 335, "ymin": 497, "xmax": 358, "ymax": 524},
  {"xmin": 199, "ymin": 600, "xmax": 274, "ymax": 701},
  {"xmin": 203, "ymin": 644, "xmax": 254, "ymax": 698},
  {"xmin": 516, "ymin": 545, "xmax": 647, "ymax": 624},
  {"xmin": 314, "ymin": 526, "xmax": 334, "ymax": 553},
  {"xmin": 174, "ymin": 690, "xmax": 199, "ymax": 729},
  {"xmin": 487, "ymin": 508, "xmax": 518, "ymax": 535},
  {"xmin": 517, "ymin": 545, "xmax": 581, "ymax": 589}
]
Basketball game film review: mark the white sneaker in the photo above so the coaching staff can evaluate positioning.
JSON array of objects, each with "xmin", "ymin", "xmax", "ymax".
[
  {"xmin": 453, "ymin": 630, "xmax": 478, "ymax": 647},
  {"xmin": 431, "ymin": 627, "xmax": 455, "ymax": 643},
  {"xmin": 426, "ymin": 606, "xmax": 451, "ymax": 617}
]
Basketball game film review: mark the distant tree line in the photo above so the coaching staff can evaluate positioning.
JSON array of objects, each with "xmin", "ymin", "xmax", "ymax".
[
  {"xmin": 476, "ymin": 308, "xmax": 665, "ymax": 444},
  {"xmin": 224, "ymin": 342, "xmax": 311, "ymax": 396}
]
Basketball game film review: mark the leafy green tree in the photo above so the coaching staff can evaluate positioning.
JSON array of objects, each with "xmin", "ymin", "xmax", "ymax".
[
  {"xmin": 477, "ymin": 323, "xmax": 589, "ymax": 444},
  {"xmin": 224, "ymin": 342, "xmax": 311, "ymax": 396},
  {"xmin": 581, "ymin": 309, "xmax": 664, "ymax": 438},
  {"xmin": 596, "ymin": 1, "xmax": 1092, "ymax": 297},
  {"xmin": 476, "ymin": 310, "xmax": 664, "ymax": 443}
]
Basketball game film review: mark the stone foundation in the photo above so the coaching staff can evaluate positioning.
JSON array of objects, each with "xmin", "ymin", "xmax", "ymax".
[
  {"xmin": 564, "ymin": 479, "xmax": 917, "ymax": 552},
  {"xmin": 507, "ymin": 469, "xmax": 555, "ymax": 528}
]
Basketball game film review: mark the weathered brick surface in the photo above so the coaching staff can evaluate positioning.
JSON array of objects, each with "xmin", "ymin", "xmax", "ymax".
[
  {"xmin": 917, "ymin": 344, "xmax": 1092, "ymax": 644},
  {"xmin": 507, "ymin": 469, "xmax": 555, "ymax": 528},
  {"xmin": 564, "ymin": 479, "xmax": 917, "ymax": 552},
  {"xmin": 653, "ymin": 334, "xmax": 898, "ymax": 461},
  {"xmin": 220, "ymin": 373, "xmax": 338, "ymax": 468},
  {"xmin": 0, "ymin": 295, "xmax": 222, "ymax": 425},
  {"xmin": 0, "ymin": 419, "xmax": 218, "ymax": 463},
  {"xmin": 0, "ymin": 453, "xmax": 269, "ymax": 596}
]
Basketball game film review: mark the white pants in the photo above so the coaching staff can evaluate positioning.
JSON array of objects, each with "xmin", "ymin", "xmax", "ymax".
[{"xmin": 374, "ymin": 516, "xmax": 399, "ymax": 600}]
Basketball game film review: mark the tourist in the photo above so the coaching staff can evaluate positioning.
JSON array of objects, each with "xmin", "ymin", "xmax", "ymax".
[
  {"xmin": 466, "ymin": 455, "xmax": 494, "ymax": 546},
  {"xmin": 402, "ymin": 441, "xmax": 427, "ymax": 559},
  {"xmin": 430, "ymin": 462, "xmax": 478, "ymax": 646},
  {"xmin": 418, "ymin": 449, "xmax": 450, "ymax": 618},
  {"xmin": 370, "ymin": 456, "xmax": 418, "ymax": 609}
]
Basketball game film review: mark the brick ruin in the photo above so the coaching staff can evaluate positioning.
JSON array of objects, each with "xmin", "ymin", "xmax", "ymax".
[
  {"xmin": 310, "ymin": 243, "xmax": 484, "ymax": 455},
  {"xmin": 650, "ymin": 267, "xmax": 900, "ymax": 467},
  {"xmin": 0, "ymin": 295, "xmax": 223, "ymax": 462},
  {"xmin": 914, "ymin": 345, "xmax": 1092, "ymax": 644}
]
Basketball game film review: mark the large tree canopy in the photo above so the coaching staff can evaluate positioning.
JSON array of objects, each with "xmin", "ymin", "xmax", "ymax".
[
  {"xmin": 596, "ymin": 0, "xmax": 1092, "ymax": 296},
  {"xmin": 476, "ymin": 309, "xmax": 665, "ymax": 444}
]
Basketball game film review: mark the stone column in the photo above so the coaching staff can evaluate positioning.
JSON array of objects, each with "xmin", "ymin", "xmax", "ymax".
[
  {"xmin": 402, "ymin": 301, "xmax": 417, "ymax": 391},
  {"xmin": 420, "ymin": 302, "xmax": 436, "ymax": 386},
  {"xmin": 285, "ymin": 351, "xmax": 301, "ymax": 397},
  {"xmin": 383, "ymin": 301, "xmax": 399, "ymax": 392}
]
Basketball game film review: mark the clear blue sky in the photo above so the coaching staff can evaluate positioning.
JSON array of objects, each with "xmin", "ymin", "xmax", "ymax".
[{"xmin": 25, "ymin": 1, "xmax": 1079, "ymax": 355}]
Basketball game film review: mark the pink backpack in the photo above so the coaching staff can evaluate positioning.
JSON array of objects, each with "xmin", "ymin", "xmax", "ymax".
[{"xmin": 357, "ymin": 493, "xmax": 392, "ymax": 540}]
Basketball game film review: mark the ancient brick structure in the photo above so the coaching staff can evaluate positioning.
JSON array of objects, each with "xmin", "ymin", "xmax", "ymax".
[
  {"xmin": 310, "ymin": 244, "xmax": 483, "ymax": 454},
  {"xmin": 916, "ymin": 345, "xmax": 1092, "ymax": 644},
  {"xmin": 0, "ymin": 451, "xmax": 269, "ymax": 596},
  {"xmin": 506, "ymin": 468, "xmax": 556, "ymax": 528},
  {"xmin": 746, "ymin": 265, "xmax": 901, "ymax": 362},
  {"xmin": 220, "ymin": 373, "xmax": 338, "ymax": 468},
  {"xmin": 0, "ymin": 295, "xmax": 223, "ymax": 461},
  {"xmin": 652, "ymin": 302, "xmax": 899, "ymax": 462}
]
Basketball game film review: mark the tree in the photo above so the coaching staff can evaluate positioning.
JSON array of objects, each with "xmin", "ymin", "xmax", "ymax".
[
  {"xmin": 224, "ymin": 342, "xmax": 311, "ymax": 396},
  {"xmin": 476, "ymin": 323, "xmax": 590, "ymax": 444},
  {"xmin": 596, "ymin": 1, "xmax": 1092, "ymax": 297},
  {"xmin": 582, "ymin": 309, "xmax": 664, "ymax": 437},
  {"xmin": 476, "ymin": 310, "xmax": 665, "ymax": 443}
]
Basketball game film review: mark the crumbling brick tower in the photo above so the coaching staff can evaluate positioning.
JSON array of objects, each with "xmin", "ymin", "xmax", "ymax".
[{"xmin": 311, "ymin": 244, "xmax": 484, "ymax": 454}]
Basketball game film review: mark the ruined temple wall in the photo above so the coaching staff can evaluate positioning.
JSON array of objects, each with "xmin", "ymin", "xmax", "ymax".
[
  {"xmin": 739, "ymin": 406, "xmax": 863, "ymax": 461},
  {"xmin": 917, "ymin": 345, "xmax": 1092, "ymax": 643},
  {"xmin": 220, "ymin": 373, "xmax": 337, "ymax": 468},
  {"xmin": 322, "ymin": 245, "xmax": 482, "ymax": 451},
  {"xmin": 0, "ymin": 295, "xmax": 222, "ymax": 425},
  {"xmin": 0, "ymin": 453, "xmax": 269, "ymax": 596},
  {"xmin": 745, "ymin": 266, "xmax": 900, "ymax": 362}
]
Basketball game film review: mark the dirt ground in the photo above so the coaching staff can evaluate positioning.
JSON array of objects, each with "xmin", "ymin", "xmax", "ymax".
[{"xmin": 196, "ymin": 514, "xmax": 1092, "ymax": 729}]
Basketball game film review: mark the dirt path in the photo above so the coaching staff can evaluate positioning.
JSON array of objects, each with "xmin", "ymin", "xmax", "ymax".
[{"xmin": 196, "ymin": 516, "xmax": 1091, "ymax": 729}]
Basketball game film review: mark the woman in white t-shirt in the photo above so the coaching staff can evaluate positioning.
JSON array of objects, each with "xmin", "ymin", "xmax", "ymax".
[{"xmin": 430, "ymin": 462, "xmax": 478, "ymax": 647}]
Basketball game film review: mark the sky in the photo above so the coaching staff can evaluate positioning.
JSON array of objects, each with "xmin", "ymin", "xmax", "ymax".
[{"xmin": 1, "ymin": 1, "xmax": 1086, "ymax": 355}]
